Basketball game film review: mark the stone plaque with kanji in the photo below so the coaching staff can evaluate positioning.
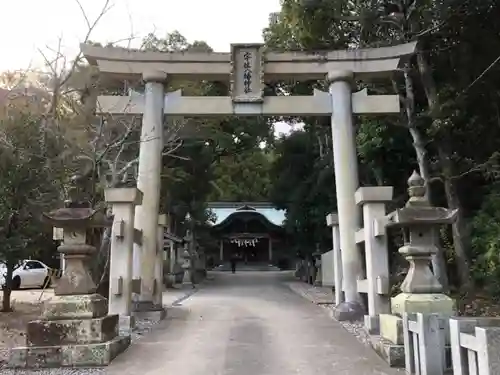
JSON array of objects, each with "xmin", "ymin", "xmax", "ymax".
[{"xmin": 230, "ymin": 44, "xmax": 264, "ymax": 103}]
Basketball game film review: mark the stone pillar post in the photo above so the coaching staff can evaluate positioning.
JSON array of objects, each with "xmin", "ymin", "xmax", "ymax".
[
  {"xmin": 155, "ymin": 214, "xmax": 167, "ymax": 307},
  {"xmin": 219, "ymin": 239, "xmax": 224, "ymax": 263},
  {"xmin": 355, "ymin": 186, "xmax": 393, "ymax": 333},
  {"xmin": 132, "ymin": 243, "xmax": 141, "ymax": 295},
  {"xmin": 175, "ymin": 244, "xmax": 181, "ymax": 266},
  {"xmin": 314, "ymin": 252, "xmax": 322, "ymax": 286},
  {"xmin": 268, "ymin": 237, "xmax": 273, "ymax": 263},
  {"xmin": 326, "ymin": 213, "xmax": 343, "ymax": 306},
  {"xmin": 134, "ymin": 71, "xmax": 167, "ymax": 309},
  {"xmin": 53, "ymin": 227, "xmax": 64, "ymax": 272},
  {"xmin": 105, "ymin": 188, "xmax": 142, "ymax": 335},
  {"xmin": 327, "ymin": 70, "xmax": 364, "ymax": 312},
  {"xmin": 182, "ymin": 235, "xmax": 195, "ymax": 289},
  {"xmin": 167, "ymin": 214, "xmax": 175, "ymax": 274},
  {"xmin": 168, "ymin": 241, "xmax": 176, "ymax": 274}
]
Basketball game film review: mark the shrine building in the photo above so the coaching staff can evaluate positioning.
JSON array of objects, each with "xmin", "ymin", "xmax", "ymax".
[{"xmin": 208, "ymin": 202, "xmax": 289, "ymax": 267}]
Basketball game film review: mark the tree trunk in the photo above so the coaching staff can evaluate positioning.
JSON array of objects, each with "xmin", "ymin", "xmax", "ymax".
[
  {"xmin": 2, "ymin": 288, "xmax": 12, "ymax": 312},
  {"xmin": 95, "ymin": 226, "xmax": 111, "ymax": 286},
  {"xmin": 408, "ymin": 127, "xmax": 430, "ymax": 182},
  {"xmin": 432, "ymin": 227, "xmax": 450, "ymax": 293},
  {"xmin": 402, "ymin": 64, "xmax": 432, "ymax": 186},
  {"xmin": 438, "ymin": 144, "xmax": 472, "ymax": 293},
  {"xmin": 408, "ymin": 120, "xmax": 449, "ymax": 291},
  {"xmin": 401, "ymin": 61, "xmax": 450, "ymax": 290},
  {"xmin": 416, "ymin": 47, "xmax": 468, "ymax": 292},
  {"xmin": 1, "ymin": 261, "xmax": 14, "ymax": 312}
]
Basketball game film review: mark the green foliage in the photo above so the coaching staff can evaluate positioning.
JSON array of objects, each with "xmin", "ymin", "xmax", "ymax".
[
  {"xmin": 470, "ymin": 189, "xmax": 500, "ymax": 297},
  {"xmin": 270, "ymin": 130, "xmax": 335, "ymax": 254},
  {"xmin": 357, "ymin": 118, "xmax": 415, "ymax": 197},
  {"xmin": 263, "ymin": 0, "xmax": 419, "ymax": 254},
  {"xmin": 0, "ymin": 111, "xmax": 66, "ymax": 226},
  {"xmin": 263, "ymin": 0, "xmax": 500, "ymax": 290},
  {"xmin": 0, "ymin": 106, "xmax": 68, "ymax": 310},
  {"xmin": 209, "ymin": 149, "xmax": 273, "ymax": 202}
]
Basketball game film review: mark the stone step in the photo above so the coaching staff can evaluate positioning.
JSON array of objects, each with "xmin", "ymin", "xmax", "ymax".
[
  {"xmin": 215, "ymin": 262, "xmax": 281, "ymax": 272},
  {"xmin": 8, "ymin": 335, "xmax": 130, "ymax": 368},
  {"xmin": 26, "ymin": 314, "xmax": 119, "ymax": 347}
]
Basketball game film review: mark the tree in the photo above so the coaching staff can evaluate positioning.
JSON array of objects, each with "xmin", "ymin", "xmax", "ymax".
[
  {"xmin": 0, "ymin": 0, "xmax": 154, "ymax": 303},
  {"xmin": 209, "ymin": 149, "xmax": 273, "ymax": 202},
  {"xmin": 264, "ymin": 0, "xmax": 500, "ymax": 302},
  {"xmin": 354, "ymin": 0, "xmax": 500, "ymax": 292},
  {"xmin": 269, "ymin": 129, "xmax": 336, "ymax": 255},
  {"xmin": 0, "ymin": 104, "xmax": 68, "ymax": 311}
]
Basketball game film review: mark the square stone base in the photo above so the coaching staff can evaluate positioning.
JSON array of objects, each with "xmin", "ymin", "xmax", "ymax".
[
  {"xmin": 132, "ymin": 301, "xmax": 166, "ymax": 321},
  {"xmin": 368, "ymin": 334, "xmax": 453, "ymax": 369},
  {"xmin": 42, "ymin": 294, "xmax": 108, "ymax": 320},
  {"xmin": 132, "ymin": 308, "xmax": 166, "ymax": 321},
  {"xmin": 368, "ymin": 335, "xmax": 405, "ymax": 368},
  {"xmin": 379, "ymin": 314, "xmax": 404, "ymax": 345},
  {"xmin": 332, "ymin": 301, "xmax": 365, "ymax": 321},
  {"xmin": 118, "ymin": 315, "xmax": 135, "ymax": 336},
  {"xmin": 165, "ymin": 274, "xmax": 176, "ymax": 288},
  {"xmin": 26, "ymin": 314, "xmax": 119, "ymax": 346},
  {"xmin": 391, "ymin": 293, "xmax": 455, "ymax": 317},
  {"xmin": 7, "ymin": 335, "xmax": 130, "ymax": 368},
  {"xmin": 364, "ymin": 315, "xmax": 380, "ymax": 335}
]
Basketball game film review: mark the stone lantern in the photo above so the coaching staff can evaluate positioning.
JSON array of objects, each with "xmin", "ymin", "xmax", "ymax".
[
  {"xmin": 387, "ymin": 171, "xmax": 457, "ymax": 317},
  {"xmin": 312, "ymin": 243, "xmax": 323, "ymax": 286},
  {"xmin": 197, "ymin": 244, "xmax": 207, "ymax": 278},
  {"xmin": 182, "ymin": 230, "xmax": 195, "ymax": 288},
  {"xmin": 8, "ymin": 175, "xmax": 130, "ymax": 368}
]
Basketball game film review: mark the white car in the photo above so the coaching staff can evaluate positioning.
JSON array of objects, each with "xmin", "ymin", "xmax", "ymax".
[{"xmin": 0, "ymin": 260, "xmax": 52, "ymax": 289}]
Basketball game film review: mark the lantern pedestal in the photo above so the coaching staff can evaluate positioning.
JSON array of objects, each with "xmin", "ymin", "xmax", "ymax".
[
  {"xmin": 132, "ymin": 300, "xmax": 166, "ymax": 321},
  {"xmin": 374, "ymin": 172, "xmax": 457, "ymax": 367},
  {"xmin": 8, "ymin": 200, "xmax": 130, "ymax": 368},
  {"xmin": 391, "ymin": 293, "xmax": 455, "ymax": 317}
]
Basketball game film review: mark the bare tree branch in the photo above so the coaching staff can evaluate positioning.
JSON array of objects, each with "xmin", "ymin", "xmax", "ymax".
[{"xmin": 58, "ymin": 0, "xmax": 113, "ymax": 89}]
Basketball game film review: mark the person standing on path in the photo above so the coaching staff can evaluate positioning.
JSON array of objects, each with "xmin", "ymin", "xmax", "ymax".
[{"xmin": 230, "ymin": 254, "xmax": 237, "ymax": 273}]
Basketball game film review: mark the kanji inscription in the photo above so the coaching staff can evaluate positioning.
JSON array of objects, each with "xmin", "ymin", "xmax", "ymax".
[
  {"xmin": 242, "ymin": 51, "xmax": 252, "ymax": 94},
  {"xmin": 230, "ymin": 44, "xmax": 264, "ymax": 103}
]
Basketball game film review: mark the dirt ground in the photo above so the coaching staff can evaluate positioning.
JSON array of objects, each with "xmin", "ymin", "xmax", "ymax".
[{"xmin": 0, "ymin": 289, "xmax": 53, "ymax": 363}]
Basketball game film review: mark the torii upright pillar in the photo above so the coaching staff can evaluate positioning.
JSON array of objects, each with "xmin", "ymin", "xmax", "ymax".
[
  {"xmin": 327, "ymin": 70, "xmax": 365, "ymax": 320},
  {"xmin": 133, "ymin": 71, "xmax": 166, "ymax": 314}
]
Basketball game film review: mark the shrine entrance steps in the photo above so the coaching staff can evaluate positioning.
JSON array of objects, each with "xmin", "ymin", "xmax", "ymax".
[{"xmin": 214, "ymin": 262, "xmax": 280, "ymax": 272}]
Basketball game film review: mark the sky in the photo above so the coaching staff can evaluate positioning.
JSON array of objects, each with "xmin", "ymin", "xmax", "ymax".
[
  {"xmin": 0, "ymin": 0, "xmax": 281, "ymax": 71},
  {"xmin": 0, "ymin": 0, "xmax": 301, "ymax": 135}
]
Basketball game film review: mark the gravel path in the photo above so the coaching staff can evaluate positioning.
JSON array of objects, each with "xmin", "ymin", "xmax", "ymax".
[
  {"xmin": 103, "ymin": 271, "xmax": 402, "ymax": 375},
  {"xmin": 1, "ymin": 273, "xmax": 401, "ymax": 375},
  {"xmin": 286, "ymin": 281, "xmax": 373, "ymax": 345}
]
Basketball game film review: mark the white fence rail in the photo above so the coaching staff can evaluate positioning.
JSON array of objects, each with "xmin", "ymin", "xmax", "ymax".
[
  {"xmin": 403, "ymin": 313, "xmax": 448, "ymax": 375},
  {"xmin": 401, "ymin": 314, "xmax": 500, "ymax": 375},
  {"xmin": 450, "ymin": 317, "xmax": 500, "ymax": 375}
]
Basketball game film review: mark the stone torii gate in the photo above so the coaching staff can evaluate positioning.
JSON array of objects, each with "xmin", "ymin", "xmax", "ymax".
[{"xmin": 82, "ymin": 41, "xmax": 417, "ymax": 315}]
